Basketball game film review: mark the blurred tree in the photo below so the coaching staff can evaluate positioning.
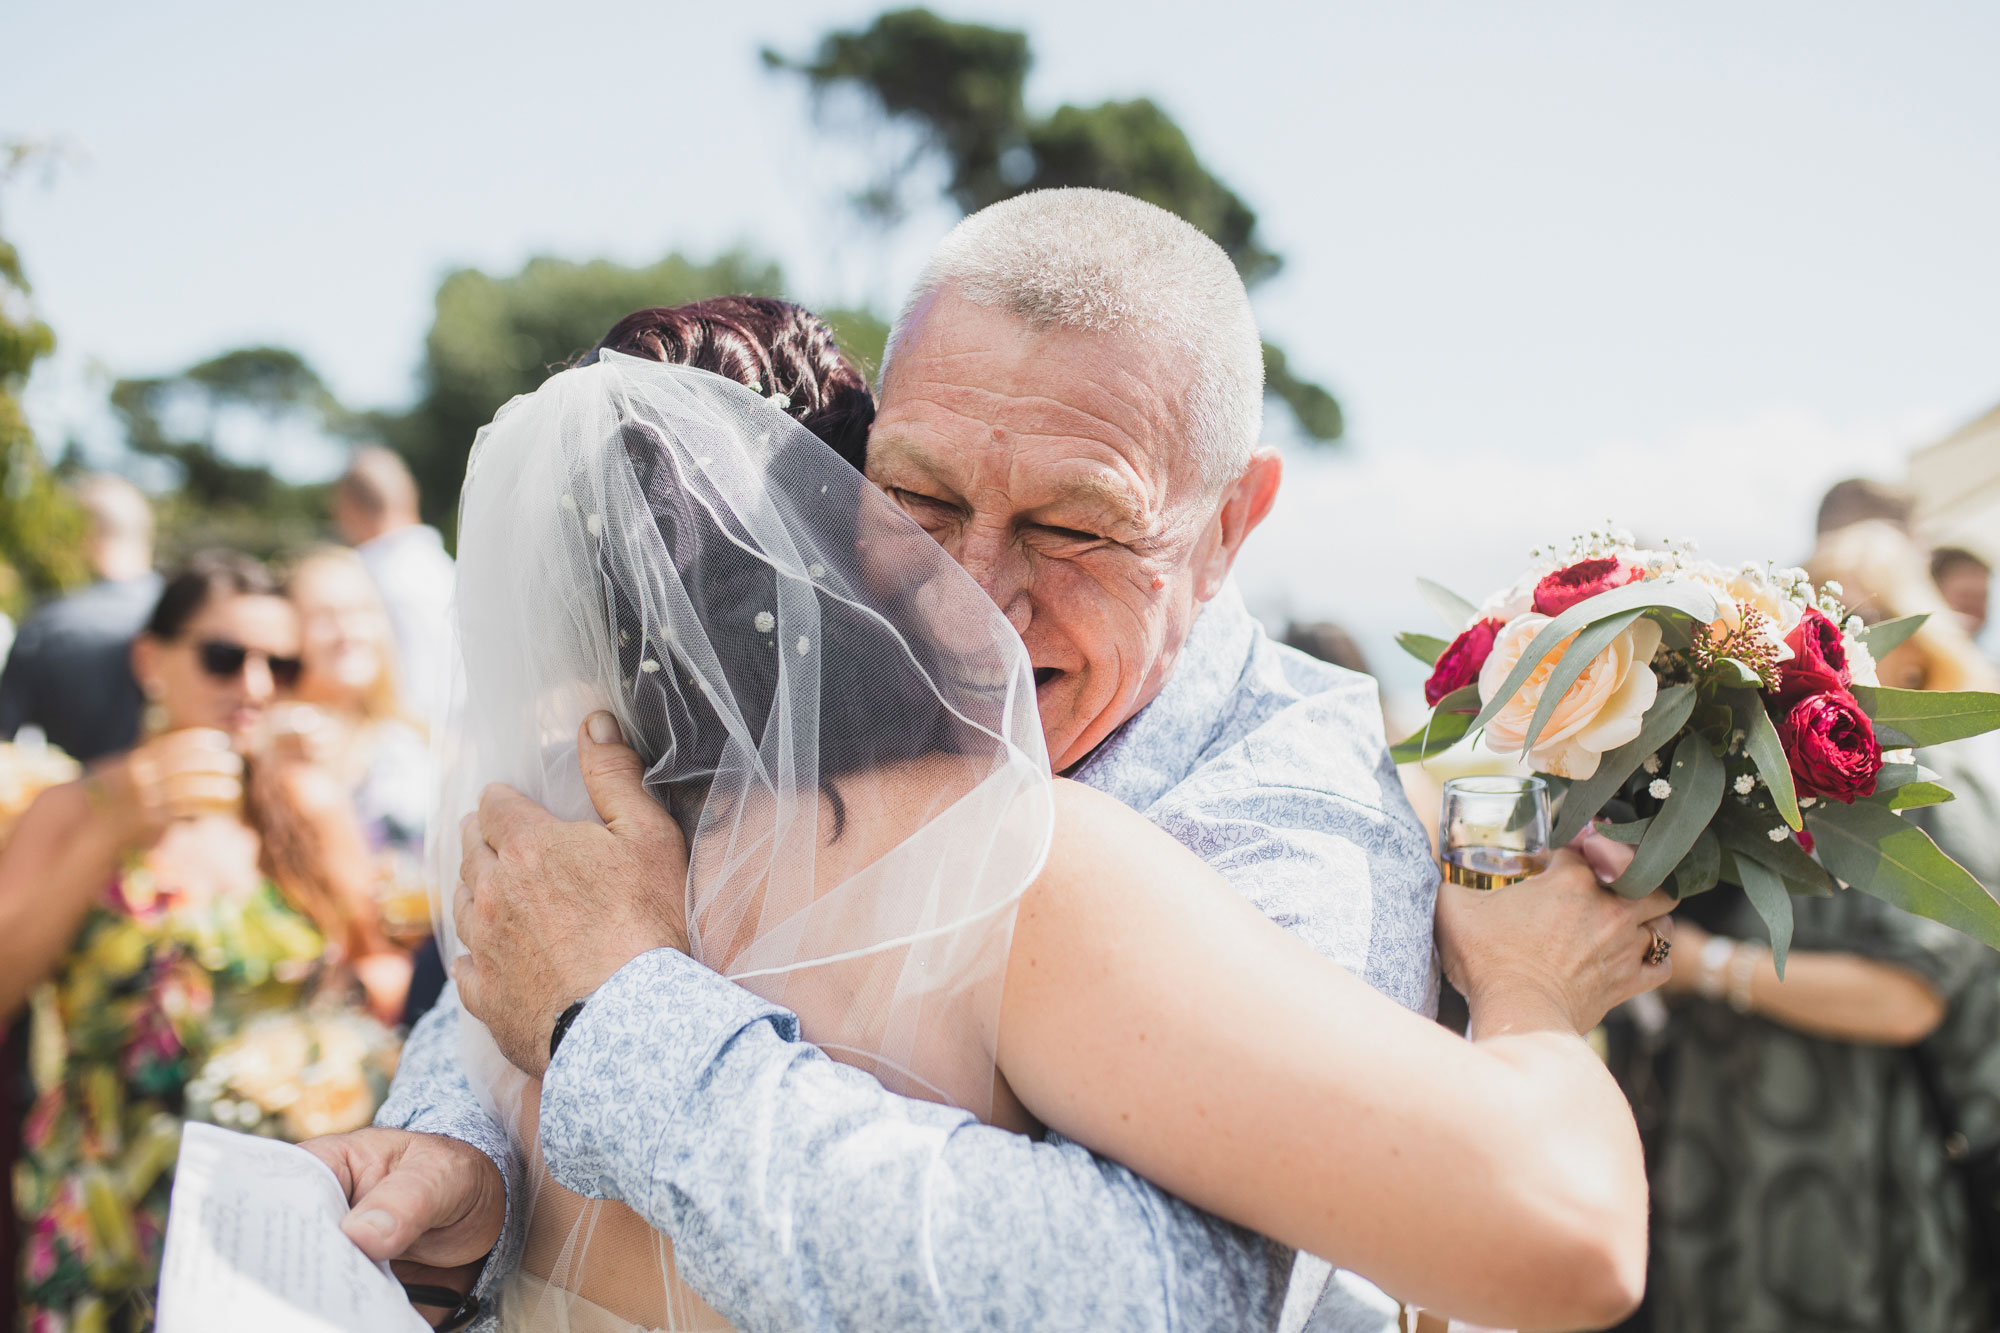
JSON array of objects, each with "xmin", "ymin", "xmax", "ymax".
[
  {"xmin": 766, "ymin": 7, "xmax": 1341, "ymax": 443},
  {"xmin": 387, "ymin": 249, "xmax": 791, "ymax": 528},
  {"xmin": 110, "ymin": 346, "xmax": 355, "ymax": 562},
  {"xmin": 0, "ymin": 148, "xmax": 86, "ymax": 620}
]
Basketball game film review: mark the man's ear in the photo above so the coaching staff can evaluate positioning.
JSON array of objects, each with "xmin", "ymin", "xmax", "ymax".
[{"xmin": 1193, "ymin": 449, "xmax": 1283, "ymax": 601}]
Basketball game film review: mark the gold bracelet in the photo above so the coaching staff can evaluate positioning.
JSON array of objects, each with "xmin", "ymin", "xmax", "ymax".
[{"xmin": 1726, "ymin": 943, "xmax": 1763, "ymax": 1014}]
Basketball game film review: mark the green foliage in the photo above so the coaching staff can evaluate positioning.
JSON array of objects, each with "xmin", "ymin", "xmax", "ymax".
[
  {"xmin": 392, "ymin": 250, "xmax": 786, "ymax": 528},
  {"xmin": 1809, "ymin": 798, "xmax": 2000, "ymax": 951},
  {"xmin": 1416, "ymin": 578, "xmax": 1478, "ymax": 632},
  {"xmin": 1261, "ymin": 342, "xmax": 1344, "ymax": 444},
  {"xmin": 1611, "ymin": 732, "xmax": 1725, "ymax": 898},
  {"xmin": 109, "ymin": 346, "xmax": 356, "ymax": 562},
  {"xmin": 765, "ymin": 10, "xmax": 1032, "ymax": 222},
  {"xmin": 1851, "ymin": 685, "xmax": 2000, "ymax": 749},
  {"xmin": 1388, "ymin": 684, "xmax": 1478, "ymax": 764},
  {"xmin": 0, "ymin": 220, "xmax": 87, "ymax": 618},
  {"xmin": 769, "ymin": 7, "xmax": 1343, "ymax": 442},
  {"xmin": 1550, "ymin": 683, "xmax": 1697, "ymax": 846},
  {"xmin": 1395, "ymin": 631, "xmax": 1448, "ymax": 667}
]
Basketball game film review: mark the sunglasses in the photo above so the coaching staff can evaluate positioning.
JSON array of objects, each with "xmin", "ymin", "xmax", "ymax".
[{"xmin": 197, "ymin": 639, "xmax": 304, "ymax": 690}]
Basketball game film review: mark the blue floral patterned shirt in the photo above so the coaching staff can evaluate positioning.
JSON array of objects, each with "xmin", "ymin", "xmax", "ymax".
[{"xmin": 376, "ymin": 581, "xmax": 1439, "ymax": 1331}]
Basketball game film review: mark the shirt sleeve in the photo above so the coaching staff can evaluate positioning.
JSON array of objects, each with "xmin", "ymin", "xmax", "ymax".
[
  {"xmin": 372, "ymin": 982, "xmax": 526, "ymax": 1314},
  {"xmin": 539, "ymin": 948, "xmax": 1294, "ymax": 1333}
]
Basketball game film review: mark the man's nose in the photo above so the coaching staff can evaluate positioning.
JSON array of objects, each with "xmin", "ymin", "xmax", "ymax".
[{"xmin": 955, "ymin": 526, "xmax": 1032, "ymax": 635}]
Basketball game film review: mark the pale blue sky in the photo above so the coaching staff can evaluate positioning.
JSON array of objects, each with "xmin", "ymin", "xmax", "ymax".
[{"xmin": 7, "ymin": 0, "xmax": 1997, "ymax": 692}]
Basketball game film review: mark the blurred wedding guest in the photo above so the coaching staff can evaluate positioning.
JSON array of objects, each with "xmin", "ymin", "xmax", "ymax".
[
  {"xmin": 0, "ymin": 552, "xmax": 406, "ymax": 1329},
  {"xmin": 1815, "ymin": 475, "xmax": 1914, "ymax": 537},
  {"xmin": 0, "ymin": 475, "xmax": 161, "ymax": 761},
  {"xmin": 287, "ymin": 546, "xmax": 441, "ymax": 1019},
  {"xmin": 332, "ymin": 446, "xmax": 454, "ymax": 725},
  {"xmin": 1931, "ymin": 546, "xmax": 1991, "ymax": 640},
  {"xmin": 1639, "ymin": 525, "xmax": 2000, "ymax": 1332},
  {"xmin": 1282, "ymin": 618, "xmax": 1373, "ymax": 675}
]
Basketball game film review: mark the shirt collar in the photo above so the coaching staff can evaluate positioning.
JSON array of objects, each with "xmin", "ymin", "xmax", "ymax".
[{"xmin": 1067, "ymin": 580, "xmax": 1258, "ymax": 810}]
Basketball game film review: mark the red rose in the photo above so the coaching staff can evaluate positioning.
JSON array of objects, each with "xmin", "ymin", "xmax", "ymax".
[
  {"xmin": 1794, "ymin": 829, "xmax": 1815, "ymax": 855},
  {"xmin": 1776, "ymin": 609, "xmax": 1851, "ymax": 699},
  {"xmin": 1531, "ymin": 557, "xmax": 1644, "ymax": 617},
  {"xmin": 1424, "ymin": 618, "xmax": 1501, "ymax": 707},
  {"xmin": 1774, "ymin": 689, "xmax": 1882, "ymax": 803}
]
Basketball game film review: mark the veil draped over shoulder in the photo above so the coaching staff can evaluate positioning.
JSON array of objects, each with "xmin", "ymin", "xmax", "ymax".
[{"xmin": 431, "ymin": 352, "xmax": 1053, "ymax": 1330}]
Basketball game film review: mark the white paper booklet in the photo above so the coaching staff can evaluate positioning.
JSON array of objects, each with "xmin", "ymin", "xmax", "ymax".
[{"xmin": 156, "ymin": 1122, "xmax": 431, "ymax": 1332}]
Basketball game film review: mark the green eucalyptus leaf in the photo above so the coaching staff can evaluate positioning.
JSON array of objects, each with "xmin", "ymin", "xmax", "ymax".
[
  {"xmin": 1712, "ymin": 659, "xmax": 1764, "ymax": 690},
  {"xmin": 1612, "ymin": 734, "xmax": 1725, "ymax": 898},
  {"xmin": 1873, "ymin": 762, "xmax": 1944, "ymax": 793},
  {"xmin": 1551, "ymin": 684, "xmax": 1698, "ymax": 847},
  {"xmin": 1733, "ymin": 854, "xmax": 1795, "ymax": 977},
  {"xmin": 1417, "ymin": 578, "xmax": 1479, "ymax": 633},
  {"xmin": 1879, "ymin": 782, "xmax": 1955, "ymax": 812},
  {"xmin": 1398, "ymin": 632, "xmax": 1450, "ymax": 668},
  {"xmin": 1389, "ymin": 685, "xmax": 1481, "ymax": 764},
  {"xmin": 1807, "ymin": 800, "xmax": 2000, "ymax": 949},
  {"xmin": 1470, "ymin": 582, "xmax": 1718, "ymax": 734},
  {"xmin": 1856, "ymin": 614, "xmax": 1927, "ymax": 657},
  {"xmin": 1672, "ymin": 827, "xmax": 1722, "ymax": 898},
  {"xmin": 1716, "ymin": 810, "xmax": 1835, "ymax": 895},
  {"xmin": 1875, "ymin": 723, "xmax": 1917, "ymax": 750},
  {"xmin": 1850, "ymin": 686, "xmax": 2000, "ymax": 747},
  {"xmin": 1519, "ymin": 609, "xmax": 1646, "ymax": 755},
  {"xmin": 1730, "ymin": 691, "xmax": 1800, "ymax": 829},
  {"xmin": 1598, "ymin": 818, "xmax": 1651, "ymax": 845}
]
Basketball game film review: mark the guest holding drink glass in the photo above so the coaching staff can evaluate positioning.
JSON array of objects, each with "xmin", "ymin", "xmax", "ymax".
[
  {"xmin": 285, "ymin": 547, "xmax": 434, "ymax": 967},
  {"xmin": 0, "ymin": 552, "xmax": 402, "ymax": 1330}
]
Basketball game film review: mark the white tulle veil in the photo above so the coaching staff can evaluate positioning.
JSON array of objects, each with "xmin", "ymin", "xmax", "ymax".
[{"xmin": 430, "ymin": 351, "xmax": 1053, "ymax": 1330}]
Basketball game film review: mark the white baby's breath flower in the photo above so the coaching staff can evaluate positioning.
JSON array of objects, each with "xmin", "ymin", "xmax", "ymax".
[
  {"xmin": 1649, "ymin": 778, "xmax": 1673, "ymax": 800},
  {"xmin": 639, "ymin": 659, "xmax": 661, "ymax": 673},
  {"xmin": 795, "ymin": 636, "xmax": 811, "ymax": 655},
  {"xmin": 560, "ymin": 493, "xmax": 579, "ymax": 513},
  {"xmin": 1768, "ymin": 826, "xmax": 1791, "ymax": 842},
  {"xmin": 1734, "ymin": 774, "xmax": 1756, "ymax": 795},
  {"xmin": 1799, "ymin": 795, "xmax": 1817, "ymax": 808},
  {"xmin": 1824, "ymin": 580, "xmax": 1843, "ymax": 597},
  {"xmin": 753, "ymin": 611, "xmax": 775, "ymax": 634},
  {"xmin": 1643, "ymin": 753, "xmax": 1662, "ymax": 775},
  {"xmin": 585, "ymin": 513, "xmax": 603, "ymax": 538},
  {"xmin": 1845, "ymin": 615, "xmax": 1865, "ymax": 635}
]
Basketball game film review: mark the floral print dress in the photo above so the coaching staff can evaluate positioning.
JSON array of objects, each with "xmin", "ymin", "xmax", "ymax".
[{"xmin": 14, "ymin": 864, "xmax": 399, "ymax": 1331}]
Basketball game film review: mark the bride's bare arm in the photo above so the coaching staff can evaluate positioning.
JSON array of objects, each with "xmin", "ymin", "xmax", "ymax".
[{"xmin": 995, "ymin": 778, "xmax": 1661, "ymax": 1331}]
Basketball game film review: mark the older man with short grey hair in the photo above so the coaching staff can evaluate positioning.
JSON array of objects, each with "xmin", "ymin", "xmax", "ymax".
[{"xmin": 309, "ymin": 188, "xmax": 1435, "ymax": 1332}]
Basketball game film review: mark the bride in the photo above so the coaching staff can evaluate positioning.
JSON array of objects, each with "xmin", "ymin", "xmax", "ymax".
[{"xmin": 427, "ymin": 297, "xmax": 1669, "ymax": 1333}]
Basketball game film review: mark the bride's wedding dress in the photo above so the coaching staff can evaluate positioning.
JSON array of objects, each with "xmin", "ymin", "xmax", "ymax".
[{"xmin": 438, "ymin": 354, "xmax": 1053, "ymax": 1331}]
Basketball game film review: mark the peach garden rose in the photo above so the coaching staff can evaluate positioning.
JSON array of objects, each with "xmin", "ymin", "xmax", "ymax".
[{"xmin": 1477, "ymin": 613, "xmax": 1663, "ymax": 779}]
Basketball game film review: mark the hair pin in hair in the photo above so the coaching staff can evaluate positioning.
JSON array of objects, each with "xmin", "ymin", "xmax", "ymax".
[{"xmin": 768, "ymin": 391, "xmax": 791, "ymax": 411}]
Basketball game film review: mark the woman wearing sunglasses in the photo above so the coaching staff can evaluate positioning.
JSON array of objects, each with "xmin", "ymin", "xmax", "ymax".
[{"xmin": 0, "ymin": 550, "xmax": 407, "ymax": 1330}]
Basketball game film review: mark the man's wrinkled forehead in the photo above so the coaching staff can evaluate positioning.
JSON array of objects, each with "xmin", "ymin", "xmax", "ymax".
[{"xmin": 875, "ymin": 293, "xmax": 1205, "ymax": 503}]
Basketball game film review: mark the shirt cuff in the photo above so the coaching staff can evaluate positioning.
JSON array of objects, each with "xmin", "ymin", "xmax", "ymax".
[{"xmin": 538, "ymin": 948, "xmax": 796, "ymax": 1202}]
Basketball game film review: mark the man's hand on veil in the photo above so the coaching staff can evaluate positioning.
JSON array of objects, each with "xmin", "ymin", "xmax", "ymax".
[{"xmin": 454, "ymin": 711, "xmax": 690, "ymax": 1077}]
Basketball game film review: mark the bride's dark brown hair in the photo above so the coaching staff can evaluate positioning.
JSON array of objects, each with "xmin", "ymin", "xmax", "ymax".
[{"xmin": 581, "ymin": 297, "xmax": 875, "ymax": 470}]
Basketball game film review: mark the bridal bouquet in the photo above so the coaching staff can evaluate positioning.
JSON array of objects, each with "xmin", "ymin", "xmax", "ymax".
[{"xmin": 1396, "ymin": 534, "xmax": 2000, "ymax": 967}]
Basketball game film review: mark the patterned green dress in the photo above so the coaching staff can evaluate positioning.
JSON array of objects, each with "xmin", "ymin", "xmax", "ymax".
[
  {"xmin": 1645, "ymin": 746, "xmax": 2000, "ymax": 1333},
  {"xmin": 14, "ymin": 864, "xmax": 398, "ymax": 1332}
]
